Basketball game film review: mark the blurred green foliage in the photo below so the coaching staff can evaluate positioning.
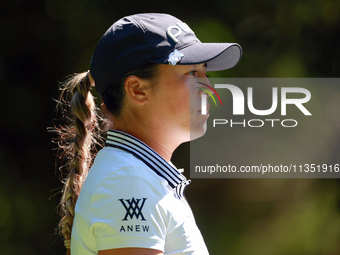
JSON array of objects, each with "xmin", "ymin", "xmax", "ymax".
[{"xmin": 0, "ymin": 0, "xmax": 340, "ymax": 254}]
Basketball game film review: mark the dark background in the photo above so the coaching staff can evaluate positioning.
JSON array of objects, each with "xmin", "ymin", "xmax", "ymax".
[{"xmin": 1, "ymin": 0, "xmax": 340, "ymax": 254}]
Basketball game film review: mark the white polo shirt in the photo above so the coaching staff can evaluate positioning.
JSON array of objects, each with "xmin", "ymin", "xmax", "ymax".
[{"xmin": 71, "ymin": 130, "xmax": 209, "ymax": 254}]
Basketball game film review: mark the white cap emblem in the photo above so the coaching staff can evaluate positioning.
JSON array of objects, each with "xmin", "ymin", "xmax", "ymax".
[{"xmin": 167, "ymin": 49, "xmax": 184, "ymax": 66}]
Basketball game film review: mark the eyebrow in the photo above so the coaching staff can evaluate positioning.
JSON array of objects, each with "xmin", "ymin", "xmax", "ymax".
[
  {"xmin": 196, "ymin": 63, "xmax": 207, "ymax": 69},
  {"xmin": 188, "ymin": 63, "xmax": 207, "ymax": 69}
]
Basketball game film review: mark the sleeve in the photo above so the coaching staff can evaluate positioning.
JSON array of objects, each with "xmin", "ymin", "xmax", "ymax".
[{"xmin": 88, "ymin": 167, "xmax": 170, "ymax": 252}]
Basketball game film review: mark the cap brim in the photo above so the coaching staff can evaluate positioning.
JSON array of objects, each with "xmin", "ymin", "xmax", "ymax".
[{"xmin": 153, "ymin": 42, "xmax": 242, "ymax": 71}]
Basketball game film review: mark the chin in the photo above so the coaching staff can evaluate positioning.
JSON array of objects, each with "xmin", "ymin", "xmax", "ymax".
[{"xmin": 190, "ymin": 122, "xmax": 207, "ymax": 141}]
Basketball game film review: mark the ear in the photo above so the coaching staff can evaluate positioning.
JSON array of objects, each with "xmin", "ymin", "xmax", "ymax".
[{"xmin": 124, "ymin": 75, "xmax": 150, "ymax": 105}]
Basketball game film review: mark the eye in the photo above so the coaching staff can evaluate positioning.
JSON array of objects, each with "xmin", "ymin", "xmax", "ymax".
[{"xmin": 188, "ymin": 70, "xmax": 198, "ymax": 76}]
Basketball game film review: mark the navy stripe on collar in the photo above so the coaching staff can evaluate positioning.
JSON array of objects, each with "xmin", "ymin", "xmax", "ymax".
[{"xmin": 105, "ymin": 130, "xmax": 189, "ymax": 197}]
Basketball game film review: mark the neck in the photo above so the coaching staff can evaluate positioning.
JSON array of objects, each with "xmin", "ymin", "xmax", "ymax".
[{"xmin": 113, "ymin": 122, "xmax": 186, "ymax": 163}]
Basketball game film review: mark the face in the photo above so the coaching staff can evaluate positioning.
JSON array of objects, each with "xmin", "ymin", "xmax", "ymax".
[{"xmin": 146, "ymin": 63, "xmax": 211, "ymax": 143}]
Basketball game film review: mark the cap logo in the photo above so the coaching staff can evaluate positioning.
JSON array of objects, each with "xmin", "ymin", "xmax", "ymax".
[
  {"xmin": 166, "ymin": 22, "xmax": 192, "ymax": 43},
  {"xmin": 167, "ymin": 49, "xmax": 184, "ymax": 66}
]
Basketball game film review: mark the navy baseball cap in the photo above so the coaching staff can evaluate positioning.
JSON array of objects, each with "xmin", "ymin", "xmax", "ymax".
[{"xmin": 90, "ymin": 13, "xmax": 242, "ymax": 96}]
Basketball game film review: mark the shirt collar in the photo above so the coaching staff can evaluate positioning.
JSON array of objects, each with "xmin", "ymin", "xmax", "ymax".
[{"xmin": 105, "ymin": 130, "xmax": 190, "ymax": 197}]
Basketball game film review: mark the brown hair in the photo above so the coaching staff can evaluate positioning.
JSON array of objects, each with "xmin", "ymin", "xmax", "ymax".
[{"xmin": 53, "ymin": 63, "xmax": 159, "ymax": 254}]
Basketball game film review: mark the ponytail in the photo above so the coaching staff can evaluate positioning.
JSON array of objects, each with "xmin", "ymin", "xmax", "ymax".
[
  {"xmin": 52, "ymin": 63, "xmax": 158, "ymax": 254},
  {"xmin": 53, "ymin": 71, "xmax": 103, "ymax": 254}
]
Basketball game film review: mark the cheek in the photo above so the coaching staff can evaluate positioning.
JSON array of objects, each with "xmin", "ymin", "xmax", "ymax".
[
  {"xmin": 153, "ymin": 87, "xmax": 189, "ymax": 117},
  {"xmin": 171, "ymin": 90, "xmax": 191, "ymax": 115},
  {"xmin": 189, "ymin": 86, "xmax": 201, "ymax": 110},
  {"xmin": 167, "ymin": 82, "xmax": 192, "ymax": 113},
  {"xmin": 154, "ymin": 74, "xmax": 193, "ymax": 116}
]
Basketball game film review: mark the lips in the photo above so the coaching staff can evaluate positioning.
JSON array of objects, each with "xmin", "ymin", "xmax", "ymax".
[{"xmin": 198, "ymin": 103, "xmax": 210, "ymax": 114}]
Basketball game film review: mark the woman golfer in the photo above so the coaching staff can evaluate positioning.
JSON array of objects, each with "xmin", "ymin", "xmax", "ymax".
[{"xmin": 55, "ymin": 13, "xmax": 241, "ymax": 255}]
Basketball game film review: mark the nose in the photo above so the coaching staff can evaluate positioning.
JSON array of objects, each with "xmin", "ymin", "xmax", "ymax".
[
  {"xmin": 197, "ymin": 80, "xmax": 213, "ymax": 96},
  {"xmin": 196, "ymin": 71, "xmax": 213, "ymax": 93},
  {"xmin": 196, "ymin": 80, "xmax": 223, "ymax": 107}
]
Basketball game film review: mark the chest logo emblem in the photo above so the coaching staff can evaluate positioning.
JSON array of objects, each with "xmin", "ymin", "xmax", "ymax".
[{"xmin": 119, "ymin": 197, "xmax": 147, "ymax": 221}]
